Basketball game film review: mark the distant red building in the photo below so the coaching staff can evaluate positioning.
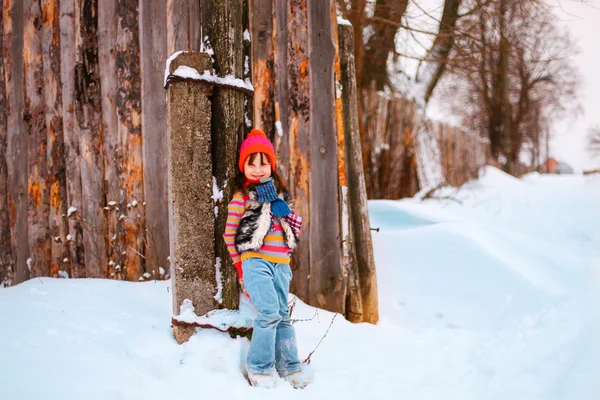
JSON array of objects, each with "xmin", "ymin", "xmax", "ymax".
[{"xmin": 541, "ymin": 158, "xmax": 560, "ymax": 174}]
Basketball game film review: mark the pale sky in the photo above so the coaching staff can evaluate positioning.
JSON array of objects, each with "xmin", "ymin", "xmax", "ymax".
[{"xmin": 551, "ymin": 0, "xmax": 600, "ymax": 171}]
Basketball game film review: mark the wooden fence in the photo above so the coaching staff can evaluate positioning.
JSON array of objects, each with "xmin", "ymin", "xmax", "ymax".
[
  {"xmin": 359, "ymin": 89, "xmax": 489, "ymax": 199},
  {"xmin": 1, "ymin": 0, "xmax": 488, "ymax": 294},
  {"xmin": 0, "ymin": 0, "xmax": 207, "ymax": 286}
]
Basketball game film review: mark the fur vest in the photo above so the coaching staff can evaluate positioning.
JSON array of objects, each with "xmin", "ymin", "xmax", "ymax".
[{"xmin": 234, "ymin": 188, "xmax": 299, "ymax": 254}]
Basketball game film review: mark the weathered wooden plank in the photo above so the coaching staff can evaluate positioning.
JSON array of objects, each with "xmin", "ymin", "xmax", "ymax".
[
  {"xmin": 74, "ymin": 0, "xmax": 107, "ymax": 278},
  {"xmin": 41, "ymin": 0, "xmax": 69, "ymax": 278},
  {"xmin": 243, "ymin": 0, "xmax": 253, "ymax": 132},
  {"xmin": 140, "ymin": 0, "xmax": 169, "ymax": 279},
  {"xmin": 332, "ymin": 12, "xmax": 357, "ymax": 321},
  {"xmin": 339, "ymin": 22, "xmax": 379, "ymax": 323},
  {"xmin": 206, "ymin": 0, "xmax": 245, "ymax": 310},
  {"xmin": 167, "ymin": 52, "xmax": 215, "ymax": 343},
  {"xmin": 286, "ymin": 0, "xmax": 311, "ymax": 302},
  {"xmin": 24, "ymin": 0, "xmax": 51, "ymax": 277},
  {"xmin": 273, "ymin": 0, "xmax": 289, "ymax": 182},
  {"xmin": 307, "ymin": 0, "xmax": 344, "ymax": 313},
  {"xmin": 6, "ymin": 0, "xmax": 32, "ymax": 284},
  {"xmin": 59, "ymin": 0, "xmax": 85, "ymax": 278},
  {"xmin": 0, "ymin": 0, "xmax": 15, "ymax": 287},
  {"xmin": 115, "ymin": 0, "xmax": 145, "ymax": 280},
  {"xmin": 167, "ymin": 0, "xmax": 201, "ymax": 53},
  {"xmin": 249, "ymin": 0, "xmax": 275, "ymax": 139},
  {"xmin": 98, "ymin": 0, "xmax": 126, "ymax": 279}
]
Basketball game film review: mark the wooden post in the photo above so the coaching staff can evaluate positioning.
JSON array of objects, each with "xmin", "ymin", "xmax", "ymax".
[
  {"xmin": 203, "ymin": 0, "xmax": 245, "ymax": 310},
  {"xmin": 338, "ymin": 22, "xmax": 379, "ymax": 324},
  {"xmin": 166, "ymin": 52, "xmax": 216, "ymax": 344}
]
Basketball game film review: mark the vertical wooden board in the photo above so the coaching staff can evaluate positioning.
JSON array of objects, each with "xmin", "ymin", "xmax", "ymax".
[
  {"xmin": 24, "ymin": 0, "xmax": 51, "ymax": 277},
  {"xmin": 209, "ymin": 0, "xmax": 245, "ymax": 310},
  {"xmin": 140, "ymin": 0, "xmax": 169, "ymax": 279},
  {"xmin": 74, "ymin": 0, "xmax": 107, "ymax": 278},
  {"xmin": 384, "ymin": 99, "xmax": 403, "ymax": 198},
  {"xmin": 41, "ymin": 0, "xmax": 69, "ymax": 278},
  {"xmin": 167, "ymin": 0, "xmax": 200, "ymax": 53},
  {"xmin": 0, "ymin": 0, "xmax": 15, "ymax": 286},
  {"xmin": 116, "ymin": 0, "xmax": 145, "ymax": 280},
  {"xmin": 307, "ymin": 0, "xmax": 344, "ymax": 313},
  {"xmin": 98, "ymin": 0, "xmax": 126, "ymax": 279},
  {"xmin": 331, "ymin": 11, "xmax": 352, "ymax": 315},
  {"xmin": 286, "ymin": 0, "xmax": 310, "ymax": 302},
  {"xmin": 59, "ymin": 0, "xmax": 85, "ymax": 278},
  {"xmin": 338, "ymin": 22, "xmax": 378, "ymax": 323},
  {"xmin": 273, "ymin": 0, "xmax": 289, "ymax": 182},
  {"xmin": 243, "ymin": 0, "xmax": 253, "ymax": 132},
  {"xmin": 249, "ymin": 0, "xmax": 275, "ymax": 139}
]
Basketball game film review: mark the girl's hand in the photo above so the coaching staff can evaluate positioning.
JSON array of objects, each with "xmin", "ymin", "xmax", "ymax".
[{"xmin": 239, "ymin": 278, "xmax": 250, "ymax": 298}]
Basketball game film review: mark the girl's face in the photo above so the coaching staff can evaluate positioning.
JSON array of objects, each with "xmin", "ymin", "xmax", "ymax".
[{"xmin": 243, "ymin": 153, "xmax": 272, "ymax": 181}]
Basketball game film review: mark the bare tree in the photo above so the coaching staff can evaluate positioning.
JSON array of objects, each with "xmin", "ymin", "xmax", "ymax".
[
  {"xmin": 440, "ymin": 0, "xmax": 580, "ymax": 173},
  {"xmin": 588, "ymin": 125, "xmax": 600, "ymax": 159}
]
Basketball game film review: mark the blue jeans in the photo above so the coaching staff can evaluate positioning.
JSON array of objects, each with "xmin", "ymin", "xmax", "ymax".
[{"xmin": 242, "ymin": 257, "xmax": 302, "ymax": 377}]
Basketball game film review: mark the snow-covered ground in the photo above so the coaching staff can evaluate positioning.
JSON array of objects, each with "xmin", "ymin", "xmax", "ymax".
[{"xmin": 1, "ymin": 167, "xmax": 599, "ymax": 399}]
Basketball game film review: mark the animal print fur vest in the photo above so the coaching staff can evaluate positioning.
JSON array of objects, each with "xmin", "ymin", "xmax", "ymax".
[{"xmin": 234, "ymin": 187, "xmax": 299, "ymax": 255}]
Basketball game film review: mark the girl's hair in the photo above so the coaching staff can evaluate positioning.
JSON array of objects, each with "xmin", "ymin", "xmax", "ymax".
[{"xmin": 235, "ymin": 152, "xmax": 287, "ymax": 193}]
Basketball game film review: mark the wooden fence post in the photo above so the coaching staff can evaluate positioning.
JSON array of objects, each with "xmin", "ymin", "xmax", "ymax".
[
  {"xmin": 166, "ymin": 52, "xmax": 216, "ymax": 344},
  {"xmin": 338, "ymin": 22, "xmax": 379, "ymax": 324}
]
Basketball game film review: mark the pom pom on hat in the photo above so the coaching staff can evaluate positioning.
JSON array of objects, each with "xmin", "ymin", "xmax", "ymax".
[{"xmin": 238, "ymin": 129, "xmax": 276, "ymax": 172}]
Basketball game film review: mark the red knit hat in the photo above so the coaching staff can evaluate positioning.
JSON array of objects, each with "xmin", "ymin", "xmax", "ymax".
[{"xmin": 238, "ymin": 129, "xmax": 276, "ymax": 172}]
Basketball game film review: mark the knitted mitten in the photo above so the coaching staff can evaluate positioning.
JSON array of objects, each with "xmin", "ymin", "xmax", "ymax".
[{"xmin": 256, "ymin": 177, "xmax": 291, "ymax": 217}]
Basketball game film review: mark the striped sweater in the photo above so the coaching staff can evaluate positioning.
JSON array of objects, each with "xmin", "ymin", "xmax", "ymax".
[{"xmin": 223, "ymin": 190, "xmax": 299, "ymax": 265}]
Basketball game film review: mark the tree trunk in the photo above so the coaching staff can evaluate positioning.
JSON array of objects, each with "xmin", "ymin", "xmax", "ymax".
[
  {"xmin": 204, "ymin": 0, "xmax": 245, "ymax": 310},
  {"xmin": 167, "ymin": 52, "xmax": 217, "ymax": 344},
  {"xmin": 361, "ymin": 0, "xmax": 408, "ymax": 90},
  {"xmin": 338, "ymin": 22, "xmax": 379, "ymax": 324}
]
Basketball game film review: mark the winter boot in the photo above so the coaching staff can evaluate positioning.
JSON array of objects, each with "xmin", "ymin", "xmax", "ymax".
[
  {"xmin": 283, "ymin": 369, "xmax": 311, "ymax": 389},
  {"xmin": 247, "ymin": 371, "xmax": 279, "ymax": 389}
]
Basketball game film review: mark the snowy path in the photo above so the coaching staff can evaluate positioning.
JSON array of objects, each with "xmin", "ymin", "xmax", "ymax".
[{"xmin": 1, "ymin": 168, "xmax": 599, "ymax": 399}]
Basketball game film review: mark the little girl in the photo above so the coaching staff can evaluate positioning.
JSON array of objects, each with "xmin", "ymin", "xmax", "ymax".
[{"xmin": 223, "ymin": 129, "xmax": 310, "ymax": 389}]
